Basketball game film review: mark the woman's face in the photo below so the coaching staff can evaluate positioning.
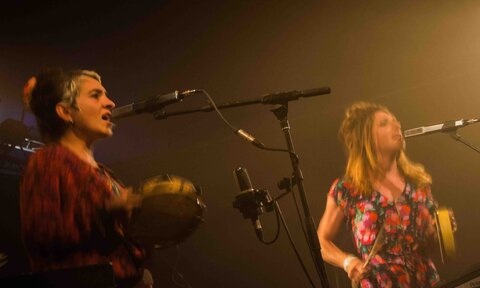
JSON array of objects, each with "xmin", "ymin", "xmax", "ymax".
[
  {"xmin": 372, "ymin": 110, "xmax": 403, "ymax": 156},
  {"xmin": 70, "ymin": 76, "xmax": 115, "ymax": 142}
]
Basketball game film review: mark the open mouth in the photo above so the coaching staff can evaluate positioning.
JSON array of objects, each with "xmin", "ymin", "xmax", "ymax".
[{"xmin": 101, "ymin": 113, "xmax": 112, "ymax": 122}]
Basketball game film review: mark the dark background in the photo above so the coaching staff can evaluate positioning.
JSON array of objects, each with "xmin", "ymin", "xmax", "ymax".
[{"xmin": 1, "ymin": 1, "xmax": 480, "ymax": 287}]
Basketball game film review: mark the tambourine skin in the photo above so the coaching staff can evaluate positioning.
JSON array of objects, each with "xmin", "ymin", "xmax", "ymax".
[
  {"xmin": 131, "ymin": 174, "xmax": 206, "ymax": 248},
  {"xmin": 435, "ymin": 206, "xmax": 456, "ymax": 263}
]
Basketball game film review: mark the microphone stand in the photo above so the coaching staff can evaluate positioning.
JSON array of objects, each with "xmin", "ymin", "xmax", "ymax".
[
  {"xmin": 405, "ymin": 118, "xmax": 480, "ymax": 155},
  {"xmin": 449, "ymin": 131, "xmax": 480, "ymax": 154},
  {"xmin": 152, "ymin": 87, "xmax": 331, "ymax": 120},
  {"xmin": 152, "ymin": 89, "xmax": 331, "ymax": 287},
  {"xmin": 270, "ymin": 103, "xmax": 329, "ymax": 288},
  {"xmin": 153, "ymin": 95, "xmax": 266, "ymax": 119}
]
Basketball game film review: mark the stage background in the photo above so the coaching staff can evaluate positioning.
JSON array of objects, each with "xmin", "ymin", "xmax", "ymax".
[{"xmin": 1, "ymin": 1, "xmax": 480, "ymax": 286}]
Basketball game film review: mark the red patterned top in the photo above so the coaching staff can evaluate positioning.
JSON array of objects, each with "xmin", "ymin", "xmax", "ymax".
[
  {"xmin": 20, "ymin": 144, "xmax": 145, "ymax": 287},
  {"xmin": 329, "ymin": 178, "xmax": 440, "ymax": 288}
]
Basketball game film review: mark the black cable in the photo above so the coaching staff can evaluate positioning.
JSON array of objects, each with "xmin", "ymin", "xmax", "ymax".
[
  {"xmin": 196, "ymin": 89, "xmax": 237, "ymax": 132},
  {"xmin": 199, "ymin": 89, "xmax": 316, "ymax": 286},
  {"xmin": 198, "ymin": 89, "xmax": 299, "ymax": 161},
  {"xmin": 274, "ymin": 200, "xmax": 316, "ymax": 288},
  {"xmin": 257, "ymin": 202, "xmax": 281, "ymax": 245},
  {"xmin": 290, "ymin": 174, "xmax": 322, "ymax": 275}
]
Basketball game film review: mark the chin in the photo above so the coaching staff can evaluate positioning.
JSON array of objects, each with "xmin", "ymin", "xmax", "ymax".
[
  {"xmin": 97, "ymin": 130, "xmax": 113, "ymax": 138},
  {"xmin": 393, "ymin": 145, "xmax": 403, "ymax": 154}
]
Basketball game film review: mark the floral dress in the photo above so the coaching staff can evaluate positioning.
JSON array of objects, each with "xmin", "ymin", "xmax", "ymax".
[{"xmin": 329, "ymin": 178, "xmax": 440, "ymax": 288}]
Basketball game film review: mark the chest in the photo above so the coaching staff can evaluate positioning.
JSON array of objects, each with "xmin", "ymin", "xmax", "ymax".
[
  {"xmin": 348, "ymin": 185, "xmax": 432, "ymax": 237},
  {"xmin": 374, "ymin": 178, "xmax": 405, "ymax": 203}
]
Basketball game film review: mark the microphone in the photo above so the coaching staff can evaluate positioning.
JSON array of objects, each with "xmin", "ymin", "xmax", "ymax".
[
  {"xmin": 233, "ymin": 167, "xmax": 264, "ymax": 239},
  {"xmin": 404, "ymin": 118, "xmax": 479, "ymax": 138},
  {"xmin": 261, "ymin": 87, "xmax": 331, "ymax": 105},
  {"xmin": 234, "ymin": 167, "xmax": 254, "ymax": 193},
  {"xmin": 112, "ymin": 90, "xmax": 198, "ymax": 120}
]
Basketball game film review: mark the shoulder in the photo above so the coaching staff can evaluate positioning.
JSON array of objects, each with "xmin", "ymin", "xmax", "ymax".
[
  {"xmin": 97, "ymin": 163, "xmax": 124, "ymax": 187},
  {"xmin": 28, "ymin": 144, "xmax": 71, "ymax": 162},
  {"xmin": 406, "ymin": 180, "xmax": 434, "ymax": 201},
  {"xmin": 406, "ymin": 179, "xmax": 431, "ymax": 193},
  {"xmin": 329, "ymin": 177, "xmax": 355, "ymax": 193},
  {"xmin": 25, "ymin": 144, "xmax": 86, "ymax": 175},
  {"xmin": 328, "ymin": 177, "xmax": 358, "ymax": 200},
  {"xmin": 21, "ymin": 146, "xmax": 72, "ymax": 193},
  {"xmin": 327, "ymin": 177, "xmax": 359, "ymax": 215}
]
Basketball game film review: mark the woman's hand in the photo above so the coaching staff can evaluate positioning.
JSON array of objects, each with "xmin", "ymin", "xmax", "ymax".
[
  {"xmin": 105, "ymin": 187, "xmax": 142, "ymax": 215},
  {"xmin": 345, "ymin": 256, "xmax": 369, "ymax": 283},
  {"xmin": 428, "ymin": 207, "xmax": 457, "ymax": 240},
  {"xmin": 449, "ymin": 209, "xmax": 458, "ymax": 232}
]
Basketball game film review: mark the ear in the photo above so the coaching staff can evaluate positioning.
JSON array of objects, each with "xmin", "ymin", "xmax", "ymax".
[{"xmin": 55, "ymin": 103, "xmax": 73, "ymax": 123}]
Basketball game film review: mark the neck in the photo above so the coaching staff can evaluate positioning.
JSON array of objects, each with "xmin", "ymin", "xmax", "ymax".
[
  {"xmin": 59, "ymin": 130, "xmax": 97, "ymax": 168},
  {"xmin": 377, "ymin": 152, "xmax": 400, "ymax": 178},
  {"xmin": 373, "ymin": 152, "xmax": 405, "ymax": 199},
  {"xmin": 378, "ymin": 155, "xmax": 397, "ymax": 172}
]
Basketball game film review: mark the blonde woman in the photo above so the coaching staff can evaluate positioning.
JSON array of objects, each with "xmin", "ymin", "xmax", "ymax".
[{"xmin": 318, "ymin": 102, "xmax": 440, "ymax": 287}]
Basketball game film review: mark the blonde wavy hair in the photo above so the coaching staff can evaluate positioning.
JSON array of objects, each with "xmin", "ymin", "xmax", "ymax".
[{"xmin": 339, "ymin": 101, "xmax": 431, "ymax": 196}]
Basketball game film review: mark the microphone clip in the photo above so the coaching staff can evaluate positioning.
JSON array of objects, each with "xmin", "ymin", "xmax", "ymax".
[
  {"xmin": 232, "ymin": 188, "xmax": 274, "ymax": 220},
  {"xmin": 277, "ymin": 176, "xmax": 298, "ymax": 191}
]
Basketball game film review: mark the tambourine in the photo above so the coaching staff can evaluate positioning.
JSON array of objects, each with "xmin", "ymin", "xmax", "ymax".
[
  {"xmin": 435, "ymin": 206, "xmax": 456, "ymax": 263},
  {"xmin": 130, "ymin": 174, "xmax": 206, "ymax": 248}
]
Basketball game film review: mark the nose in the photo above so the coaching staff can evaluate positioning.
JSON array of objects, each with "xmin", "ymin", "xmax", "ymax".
[
  {"xmin": 104, "ymin": 95, "xmax": 116, "ymax": 110},
  {"xmin": 395, "ymin": 121, "xmax": 403, "ymax": 136},
  {"xmin": 393, "ymin": 119, "xmax": 401, "ymax": 129}
]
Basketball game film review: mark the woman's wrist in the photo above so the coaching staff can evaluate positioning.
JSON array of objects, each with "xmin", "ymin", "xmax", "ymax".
[{"xmin": 342, "ymin": 254, "xmax": 356, "ymax": 271}]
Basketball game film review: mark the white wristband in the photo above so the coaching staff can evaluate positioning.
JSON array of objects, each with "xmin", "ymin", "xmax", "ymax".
[{"xmin": 342, "ymin": 254, "xmax": 356, "ymax": 271}]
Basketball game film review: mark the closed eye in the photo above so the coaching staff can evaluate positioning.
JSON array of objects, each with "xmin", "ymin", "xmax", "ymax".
[
  {"xmin": 89, "ymin": 88, "xmax": 106, "ymax": 99},
  {"xmin": 379, "ymin": 119, "xmax": 389, "ymax": 126}
]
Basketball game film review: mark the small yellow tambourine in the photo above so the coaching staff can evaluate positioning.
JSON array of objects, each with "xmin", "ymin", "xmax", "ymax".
[{"xmin": 435, "ymin": 206, "xmax": 456, "ymax": 263}]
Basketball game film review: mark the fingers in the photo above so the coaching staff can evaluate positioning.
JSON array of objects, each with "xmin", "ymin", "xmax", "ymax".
[
  {"xmin": 122, "ymin": 188, "xmax": 142, "ymax": 210},
  {"xmin": 347, "ymin": 258, "xmax": 369, "ymax": 282},
  {"xmin": 128, "ymin": 193, "xmax": 142, "ymax": 209},
  {"xmin": 357, "ymin": 266, "xmax": 369, "ymax": 281},
  {"xmin": 105, "ymin": 187, "xmax": 142, "ymax": 212},
  {"xmin": 426, "ymin": 216, "xmax": 437, "ymax": 237},
  {"xmin": 449, "ymin": 210, "xmax": 458, "ymax": 232}
]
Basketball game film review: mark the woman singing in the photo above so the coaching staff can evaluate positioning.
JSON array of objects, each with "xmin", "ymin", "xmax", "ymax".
[
  {"xmin": 20, "ymin": 68, "xmax": 151, "ymax": 287},
  {"xmin": 317, "ymin": 102, "xmax": 440, "ymax": 287}
]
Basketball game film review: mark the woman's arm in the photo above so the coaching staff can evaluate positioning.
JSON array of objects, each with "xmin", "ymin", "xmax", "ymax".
[
  {"xmin": 317, "ymin": 197, "xmax": 348, "ymax": 266},
  {"xmin": 317, "ymin": 196, "xmax": 368, "ymax": 282}
]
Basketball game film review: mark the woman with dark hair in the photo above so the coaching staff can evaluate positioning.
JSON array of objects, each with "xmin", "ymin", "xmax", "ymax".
[
  {"xmin": 317, "ymin": 102, "xmax": 441, "ymax": 287},
  {"xmin": 20, "ymin": 68, "xmax": 151, "ymax": 287}
]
